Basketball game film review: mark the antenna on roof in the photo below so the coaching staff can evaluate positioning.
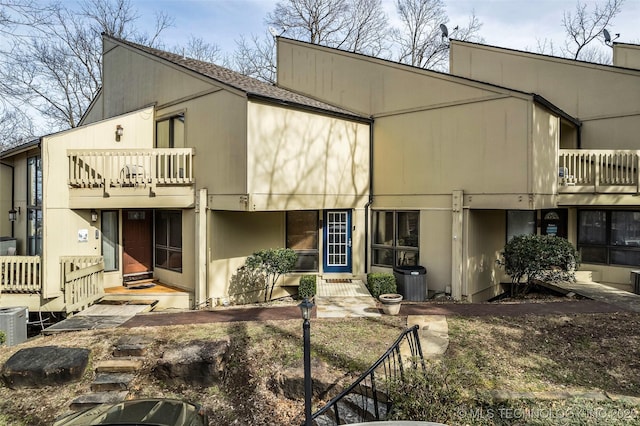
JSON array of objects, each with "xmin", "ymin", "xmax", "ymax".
[
  {"xmin": 269, "ymin": 26, "xmax": 287, "ymax": 38},
  {"xmin": 603, "ymin": 28, "xmax": 620, "ymax": 46},
  {"xmin": 440, "ymin": 24, "xmax": 449, "ymax": 40}
]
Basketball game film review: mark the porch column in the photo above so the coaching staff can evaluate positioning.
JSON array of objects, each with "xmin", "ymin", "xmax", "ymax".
[
  {"xmin": 195, "ymin": 188, "xmax": 208, "ymax": 308},
  {"xmin": 451, "ymin": 190, "xmax": 463, "ymax": 300}
]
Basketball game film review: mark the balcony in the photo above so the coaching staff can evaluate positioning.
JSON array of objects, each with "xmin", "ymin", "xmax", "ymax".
[
  {"xmin": 559, "ymin": 150, "xmax": 640, "ymax": 195},
  {"xmin": 67, "ymin": 148, "xmax": 195, "ymax": 208}
]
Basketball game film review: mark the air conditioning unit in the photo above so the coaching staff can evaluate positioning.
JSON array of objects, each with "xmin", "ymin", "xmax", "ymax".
[
  {"xmin": 632, "ymin": 271, "xmax": 640, "ymax": 295},
  {"xmin": 0, "ymin": 307, "xmax": 28, "ymax": 346}
]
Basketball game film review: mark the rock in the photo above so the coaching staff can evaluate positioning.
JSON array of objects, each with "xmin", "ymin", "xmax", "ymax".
[
  {"xmin": 153, "ymin": 339, "xmax": 229, "ymax": 387},
  {"xmin": 0, "ymin": 346, "xmax": 90, "ymax": 389}
]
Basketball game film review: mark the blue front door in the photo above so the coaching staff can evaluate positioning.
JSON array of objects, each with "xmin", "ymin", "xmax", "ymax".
[{"xmin": 323, "ymin": 210, "xmax": 352, "ymax": 273}]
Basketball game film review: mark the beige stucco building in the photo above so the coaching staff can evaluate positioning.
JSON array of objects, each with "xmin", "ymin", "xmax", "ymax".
[{"xmin": 1, "ymin": 35, "xmax": 639, "ymax": 313}]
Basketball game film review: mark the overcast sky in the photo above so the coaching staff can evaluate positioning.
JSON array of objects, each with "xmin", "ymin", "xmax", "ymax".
[{"xmin": 133, "ymin": 0, "xmax": 640, "ymax": 57}]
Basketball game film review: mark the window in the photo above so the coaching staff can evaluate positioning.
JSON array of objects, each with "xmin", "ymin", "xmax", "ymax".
[
  {"xmin": 155, "ymin": 210, "xmax": 182, "ymax": 272},
  {"xmin": 101, "ymin": 211, "xmax": 119, "ymax": 272},
  {"xmin": 579, "ymin": 210, "xmax": 640, "ymax": 266},
  {"xmin": 156, "ymin": 114, "xmax": 184, "ymax": 149},
  {"xmin": 506, "ymin": 211, "xmax": 536, "ymax": 242},
  {"xmin": 27, "ymin": 155, "xmax": 42, "ymax": 256},
  {"xmin": 286, "ymin": 211, "xmax": 319, "ymax": 272},
  {"xmin": 372, "ymin": 211, "xmax": 419, "ymax": 267}
]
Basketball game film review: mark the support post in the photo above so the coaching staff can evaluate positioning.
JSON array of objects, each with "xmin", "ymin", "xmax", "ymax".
[
  {"xmin": 451, "ymin": 190, "xmax": 464, "ymax": 301},
  {"xmin": 195, "ymin": 188, "xmax": 208, "ymax": 308}
]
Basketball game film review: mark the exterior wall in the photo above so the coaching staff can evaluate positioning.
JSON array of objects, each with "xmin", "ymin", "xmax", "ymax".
[
  {"xmin": 209, "ymin": 211, "xmax": 285, "ymax": 304},
  {"xmin": 465, "ymin": 210, "xmax": 508, "ymax": 301},
  {"xmin": 532, "ymin": 104, "xmax": 561, "ymax": 197},
  {"xmin": 0, "ymin": 163, "xmax": 13, "ymax": 239},
  {"xmin": 81, "ymin": 91, "xmax": 105, "ymax": 125},
  {"xmin": 2, "ymin": 150, "xmax": 36, "ymax": 256},
  {"xmin": 156, "ymin": 91, "xmax": 248, "ymax": 202},
  {"xmin": 208, "ymin": 208, "xmax": 367, "ymax": 305},
  {"xmin": 449, "ymin": 41, "xmax": 640, "ymax": 150},
  {"xmin": 613, "ymin": 43, "xmax": 640, "ymax": 70},
  {"xmin": 41, "ymin": 108, "xmax": 154, "ymax": 298},
  {"xmin": 372, "ymin": 98, "xmax": 554, "ymax": 210},
  {"xmin": 278, "ymin": 38, "xmax": 515, "ymax": 117},
  {"xmin": 246, "ymin": 101, "xmax": 370, "ymax": 211},
  {"xmin": 100, "ymin": 39, "xmax": 218, "ymax": 120}
]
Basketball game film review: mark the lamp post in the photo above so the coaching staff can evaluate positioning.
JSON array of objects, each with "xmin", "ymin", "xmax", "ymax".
[{"xmin": 298, "ymin": 297, "xmax": 314, "ymax": 426}]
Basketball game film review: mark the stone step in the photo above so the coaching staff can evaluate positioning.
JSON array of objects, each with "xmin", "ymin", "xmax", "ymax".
[
  {"xmin": 113, "ymin": 335, "xmax": 152, "ymax": 358},
  {"xmin": 69, "ymin": 390, "xmax": 129, "ymax": 411},
  {"xmin": 95, "ymin": 358, "xmax": 143, "ymax": 373},
  {"xmin": 90, "ymin": 372, "xmax": 135, "ymax": 392}
]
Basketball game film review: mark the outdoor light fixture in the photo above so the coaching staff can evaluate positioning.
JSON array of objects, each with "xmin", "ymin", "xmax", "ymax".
[
  {"xmin": 298, "ymin": 297, "xmax": 314, "ymax": 426},
  {"xmin": 115, "ymin": 124, "xmax": 124, "ymax": 142},
  {"xmin": 90, "ymin": 209, "xmax": 98, "ymax": 223},
  {"xmin": 8, "ymin": 207, "xmax": 19, "ymax": 222}
]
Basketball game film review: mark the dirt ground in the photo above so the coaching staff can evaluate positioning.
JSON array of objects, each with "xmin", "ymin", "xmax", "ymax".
[{"xmin": 1, "ymin": 295, "xmax": 640, "ymax": 425}]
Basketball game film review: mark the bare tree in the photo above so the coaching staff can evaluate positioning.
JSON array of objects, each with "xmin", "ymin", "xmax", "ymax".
[
  {"xmin": 0, "ymin": 0, "xmax": 172, "ymax": 147},
  {"xmin": 232, "ymin": 32, "xmax": 278, "ymax": 83},
  {"xmin": 172, "ymin": 35, "xmax": 222, "ymax": 63},
  {"xmin": 562, "ymin": 0, "xmax": 623, "ymax": 61},
  {"xmin": 267, "ymin": 0, "xmax": 389, "ymax": 55},
  {"xmin": 392, "ymin": 0, "xmax": 482, "ymax": 70}
]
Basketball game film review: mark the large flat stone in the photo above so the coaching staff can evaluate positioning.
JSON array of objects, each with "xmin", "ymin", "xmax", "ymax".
[
  {"xmin": 91, "ymin": 372, "xmax": 135, "ymax": 392},
  {"xmin": 153, "ymin": 339, "xmax": 229, "ymax": 387},
  {"xmin": 70, "ymin": 391, "xmax": 129, "ymax": 411},
  {"xmin": 1, "ymin": 346, "xmax": 90, "ymax": 389}
]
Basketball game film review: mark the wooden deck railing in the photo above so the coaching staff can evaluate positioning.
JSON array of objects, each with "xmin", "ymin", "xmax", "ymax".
[
  {"xmin": 559, "ymin": 149, "xmax": 640, "ymax": 193},
  {"xmin": 67, "ymin": 148, "xmax": 194, "ymax": 188},
  {"xmin": 0, "ymin": 256, "xmax": 41, "ymax": 293},
  {"xmin": 61, "ymin": 256, "xmax": 105, "ymax": 313}
]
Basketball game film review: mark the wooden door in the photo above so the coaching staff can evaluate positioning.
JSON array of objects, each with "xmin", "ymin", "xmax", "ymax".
[{"xmin": 122, "ymin": 209, "xmax": 153, "ymax": 277}]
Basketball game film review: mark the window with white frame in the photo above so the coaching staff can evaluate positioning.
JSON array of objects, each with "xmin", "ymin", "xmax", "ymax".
[{"xmin": 372, "ymin": 211, "xmax": 419, "ymax": 267}]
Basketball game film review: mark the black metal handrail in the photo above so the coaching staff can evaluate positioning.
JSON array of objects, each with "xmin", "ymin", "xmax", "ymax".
[{"xmin": 310, "ymin": 325, "xmax": 425, "ymax": 425}]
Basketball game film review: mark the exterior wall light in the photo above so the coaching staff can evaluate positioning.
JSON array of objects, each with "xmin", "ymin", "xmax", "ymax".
[
  {"xmin": 91, "ymin": 209, "xmax": 98, "ymax": 223},
  {"xmin": 8, "ymin": 207, "xmax": 19, "ymax": 222},
  {"xmin": 115, "ymin": 125, "xmax": 124, "ymax": 142}
]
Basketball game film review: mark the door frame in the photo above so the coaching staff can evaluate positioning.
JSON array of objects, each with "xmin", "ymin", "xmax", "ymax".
[{"xmin": 322, "ymin": 210, "xmax": 352, "ymax": 273}]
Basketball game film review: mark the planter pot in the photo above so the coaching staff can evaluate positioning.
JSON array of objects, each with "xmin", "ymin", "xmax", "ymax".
[{"xmin": 378, "ymin": 293, "xmax": 403, "ymax": 315}]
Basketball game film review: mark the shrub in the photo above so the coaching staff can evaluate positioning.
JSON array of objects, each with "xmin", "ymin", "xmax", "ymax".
[
  {"xmin": 0, "ymin": 330, "xmax": 5, "ymax": 345},
  {"xmin": 366, "ymin": 272, "xmax": 397, "ymax": 298},
  {"xmin": 298, "ymin": 275, "xmax": 317, "ymax": 299},
  {"xmin": 499, "ymin": 234, "xmax": 580, "ymax": 297},
  {"xmin": 245, "ymin": 248, "xmax": 298, "ymax": 302}
]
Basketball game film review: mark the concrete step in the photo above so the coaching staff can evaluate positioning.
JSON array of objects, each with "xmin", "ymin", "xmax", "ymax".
[
  {"xmin": 69, "ymin": 390, "xmax": 129, "ymax": 411},
  {"xmin": 95, "ymin": 358, "xmax": 143, "ymax": 373},
  {"xmin": 90, "ymin": 372, "xmax": 135, "ymax": 392}
]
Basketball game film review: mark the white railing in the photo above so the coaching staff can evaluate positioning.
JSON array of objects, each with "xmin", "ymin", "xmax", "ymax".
[
  {"xmin": 0, "ymin": 256, "xmax": 41, "ymax": 293},
  {"xmin": 559, "ymin": 150, "xmax": 640, "ymax": 193},
  {"xmin": 61, "ymin": 256, "xmax": 104, "ymax": 313},
  {"xmin": 67, "ymin": 148, "xmax": 194, "ymax": 188}
]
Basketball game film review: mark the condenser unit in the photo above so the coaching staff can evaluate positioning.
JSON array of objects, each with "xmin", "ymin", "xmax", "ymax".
[{"xmin": 0, "ymin": 307, "xmax": 28, "ymax": 346}]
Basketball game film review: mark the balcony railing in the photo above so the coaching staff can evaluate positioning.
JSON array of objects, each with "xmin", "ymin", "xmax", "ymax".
[
  {"xmin": 61, "ymin": 256, "xmax": 104, "ymax": 313},
  {"xmin": 68, "ymin": 148, "xmax": 194, "ymax": 188},
  {"xmin": 0, "ymin": 256, "xmax": 41, "ymax": 293},
  {"xmin": 559, "ymin": 150, "xmax": 640, "ymax": 194}
]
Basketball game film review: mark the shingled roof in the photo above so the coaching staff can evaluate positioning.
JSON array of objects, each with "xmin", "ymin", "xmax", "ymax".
[{"xmin": 106, "ymin": 35, "xmax": 368, "ymax": 122}]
